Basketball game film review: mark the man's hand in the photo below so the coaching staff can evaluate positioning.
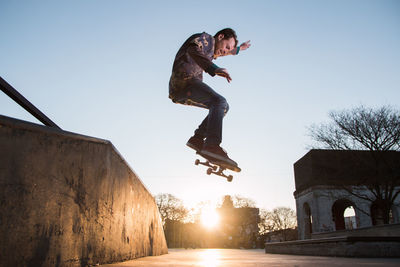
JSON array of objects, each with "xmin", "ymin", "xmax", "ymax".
[
  {"xmin": 240, "ymin": 40, "xmax": 251, "ymax": 51},
  {"xmin": 215, "ymin": 68, "xmax": 232, "ymax": 83}
]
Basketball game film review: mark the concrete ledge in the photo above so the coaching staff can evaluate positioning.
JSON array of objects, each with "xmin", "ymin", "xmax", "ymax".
[
  {"xmin": 0, "ymin": 115, "xmax": 168, "ymax": 266},
  {"xmin": 312, "ymin": 223, "xmax": 400, "ymax": 239},
  {"xmin": 265, "ymin": 236, "xmax": 400, "ymax": 257}
]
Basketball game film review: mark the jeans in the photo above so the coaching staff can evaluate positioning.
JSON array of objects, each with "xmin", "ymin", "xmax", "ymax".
[{"xmin": 169, "ymin": 78, "xmax": 229, "ymax": 145}]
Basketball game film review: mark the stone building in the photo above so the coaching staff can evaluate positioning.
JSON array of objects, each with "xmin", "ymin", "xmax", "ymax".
[{"xmin": 294, "ymin": 149, "xmax": 400, "ymax": 240}]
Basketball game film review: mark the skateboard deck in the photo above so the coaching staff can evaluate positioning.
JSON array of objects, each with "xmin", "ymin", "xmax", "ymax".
[{"xmin": 195, "ymin": 151, "xmax": 241, "ymax": 182}]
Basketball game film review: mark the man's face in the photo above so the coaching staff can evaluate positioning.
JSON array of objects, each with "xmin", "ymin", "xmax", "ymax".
[{"xmin": 214, "ymin": 35, "xmax": 236, "ymax": 58}]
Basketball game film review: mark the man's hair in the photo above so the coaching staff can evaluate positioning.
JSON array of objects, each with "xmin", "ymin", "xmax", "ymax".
[{"xmin": 214, "ymin": 28, "xmax": 238, "ymax": 47}]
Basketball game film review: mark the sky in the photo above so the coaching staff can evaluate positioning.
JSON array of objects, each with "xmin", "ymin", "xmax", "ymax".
[{"xmin": 1, "ymin": 0, "xmax": 399, "ymax": 212}]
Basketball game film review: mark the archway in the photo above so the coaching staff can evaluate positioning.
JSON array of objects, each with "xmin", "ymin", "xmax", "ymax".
[
  {"xmin": 332, "ymin": 199, "xmax": 357, "ymax": 231},
  {"xmin": 344, "ymin": 206, "xmax": 357, "ymax": 230}
]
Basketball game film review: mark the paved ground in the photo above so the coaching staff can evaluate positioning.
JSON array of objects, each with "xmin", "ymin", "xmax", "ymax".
[{"xmin": 100, "ymin": 249, "xmax": 400, "ymax": 267}]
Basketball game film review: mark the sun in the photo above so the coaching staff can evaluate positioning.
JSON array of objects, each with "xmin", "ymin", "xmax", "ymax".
[{"xmin": 201, "ymin": 207, "xmax": 220, "ymax": 229}]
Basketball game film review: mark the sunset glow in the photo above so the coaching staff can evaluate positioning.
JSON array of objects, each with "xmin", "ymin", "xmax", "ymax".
[{"xmin": 201, "ymin": 207, "xmax": 220, "ymax": 229}]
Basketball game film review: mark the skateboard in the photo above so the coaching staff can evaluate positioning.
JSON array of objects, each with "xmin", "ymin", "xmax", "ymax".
[{"xmin": 195, "ymin": 151, "xmax": 241, "ymax": 182}]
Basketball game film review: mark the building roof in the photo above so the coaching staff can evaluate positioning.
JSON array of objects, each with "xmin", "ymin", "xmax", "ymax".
[{"xmin": 293, "ymin": 149, "xmax": 400, "ymax": 194}]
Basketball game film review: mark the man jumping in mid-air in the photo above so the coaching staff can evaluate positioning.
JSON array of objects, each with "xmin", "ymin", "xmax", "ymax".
[{"xmin": 169, "ymin": 28, "xmax": 251, "ymax": 166}]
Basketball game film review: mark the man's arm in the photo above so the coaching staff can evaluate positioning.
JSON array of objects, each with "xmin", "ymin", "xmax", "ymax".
[
  {"xmin": 188, "ymin": 45, "xmax": 231, "ymax": 82},
  {"xmin": 187, "ymin": 40, "xmax": 219, "ymax": 76},
  {"xmin": 215, "ymin": 68, "xmax": 232, "ymax": 83},
  {"xmin": 217, "ymin": 40, "xmax": 251, "ymax": 83},
  {"xmin": 230, "ymin": 40, "xmax": 251, "ymax": 55}
]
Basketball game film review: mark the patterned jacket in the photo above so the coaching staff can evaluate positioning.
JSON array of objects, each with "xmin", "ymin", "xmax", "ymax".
[{"xmin": 169, "ymin": 32, "xmax": 219, "ymax": 95}]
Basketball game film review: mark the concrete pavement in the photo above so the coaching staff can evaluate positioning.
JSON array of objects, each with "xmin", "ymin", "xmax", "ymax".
[{"xmin": 100, "ymin": 249, "xmax": 400, "ymax": 267}]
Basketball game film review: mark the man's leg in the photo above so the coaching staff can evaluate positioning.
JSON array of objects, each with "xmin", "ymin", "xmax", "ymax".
[
  {"xmin": 184, "ymin": 79, "xmax": 229, "ymax": 145},
  {"xmin": 183, "ymin": 80, "xmax": 236, "ymax": 166}
]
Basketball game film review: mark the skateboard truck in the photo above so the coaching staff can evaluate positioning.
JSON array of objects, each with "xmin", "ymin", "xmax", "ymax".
[{"xmin": 195, "ymin": 159, "xmax": 233, "ymax": 182}]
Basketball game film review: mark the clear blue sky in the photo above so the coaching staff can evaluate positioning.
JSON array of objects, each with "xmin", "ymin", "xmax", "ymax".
[{"xmin": 1, "ymin": 0, "xmax": 399, "ymax": 211}]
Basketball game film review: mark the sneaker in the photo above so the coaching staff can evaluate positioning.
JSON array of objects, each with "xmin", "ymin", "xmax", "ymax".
[
  {"xmin": 201, "ymin": 144, "xmax": 238, "ymax": 167},
  {"xmin": 186, "ymin": 136, "xmax": 204, "ymax": 152}
]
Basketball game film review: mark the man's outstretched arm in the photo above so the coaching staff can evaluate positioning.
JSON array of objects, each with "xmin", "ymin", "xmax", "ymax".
[
  {"xmin": 215, "ymin": 40, "xmax": 251, "ymax": 83},
  {"xmin": 231, "ymin": 40, "xmax": 251, "ymax": 55}
]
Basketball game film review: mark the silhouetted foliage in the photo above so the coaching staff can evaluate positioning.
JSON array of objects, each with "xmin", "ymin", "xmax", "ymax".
[
  {"xmin": 308, "ymin": 105, "xmax": 400, "ymax": 151},
  {"xmin": 155, "ymin": 193, "xmax": 188, "ymax": 226},
  {"xmin": 259, "ymin": 207, "xmax": 297, "ymax": 235},
  {"xmin": 258, "ymin": 207, "xmax": 297, "ymax": 244},
  {"xmin": 230, "ymin": 195, "xmax": 257, "ymax": 208}
]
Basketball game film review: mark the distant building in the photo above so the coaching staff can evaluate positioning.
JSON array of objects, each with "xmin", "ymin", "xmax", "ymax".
[
  {"xmin": 293, "ymin": 150, "xmax": 400, "ymax": 240},
  {"xmin": 217, "ymin": 196, "xmax": 260, "ymax": 248}
]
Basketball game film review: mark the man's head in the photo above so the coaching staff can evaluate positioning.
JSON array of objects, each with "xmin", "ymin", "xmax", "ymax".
[{"xmin": 214, "ymin": 28, "xmax": 238, "ymax": 58}]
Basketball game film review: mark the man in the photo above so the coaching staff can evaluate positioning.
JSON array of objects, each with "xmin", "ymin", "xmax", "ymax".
[{"xmin": 169, "ymin": 28, "xmax": 251, "ymax": 166}]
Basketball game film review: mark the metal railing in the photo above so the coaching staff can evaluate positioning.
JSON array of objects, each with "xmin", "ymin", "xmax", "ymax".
[{"xmin": 0, "ymin": 76, "xmax": 61, "ymax": 129}]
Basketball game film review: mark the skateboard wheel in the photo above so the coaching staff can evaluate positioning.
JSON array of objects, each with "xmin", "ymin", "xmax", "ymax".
[
  {"xmin": 207, "ymin": 168, "xmax": 212, "ymax": 175},
  {"xmin": 227, "ymin": 175, "xmax": 233, "ymax": 182},
  {"xmin": 195, "ymin": 159, "xmax": 200, "ymax": 165},
  {"xmin": 212, "ymin": 165, "xmax": 218, "ymax": 171}
]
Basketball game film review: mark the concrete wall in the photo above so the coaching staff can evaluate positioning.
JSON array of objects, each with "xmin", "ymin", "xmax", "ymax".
[
  {"xmin": 265, "ymin": 236, "xmax": 400, "ymax": 257},
  {"xmin": 0, "ymin": 115, "xmax": 168, "ymax": 267},
  {"xmin": 312, "ymin": 223, "xmax": 400, "ymax": 239}
]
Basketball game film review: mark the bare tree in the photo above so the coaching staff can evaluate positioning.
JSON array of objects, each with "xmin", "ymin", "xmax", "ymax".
[
  {"xmin": 261, "ymin": 207, "xmax": 297, "ymax": 232},
  {"xmin": 155, "ymin": 193, "xmax": 189, "ymax": 226},
  {"xmin": 259, "ymin": 207, "xmax": 297, "ymax": 241},
  {"xmin": 271, "ymin": 207, "xmax": 297, "ymax": 231},
  {"xmin": 258, "ymin": 209, "xmax": 273, "ymax": 235},
  {"xmin": 230, "ymin": 195, "xmax": 257, "ymax": 208},
  {"xmin": 308, "ymin": 105, "xmax": 400, "ymax": 224},
  {"xmin": 309, "ymin": 105, "xmax": 400, "ymax": 151}
]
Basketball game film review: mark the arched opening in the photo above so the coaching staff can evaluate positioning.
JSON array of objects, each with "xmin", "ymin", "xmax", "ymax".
[
  {"xmin": 332, "ymin": 199, "xmax": 358, "ymax": 231},
  {"xmin": 303, "ymin": 203, "xmax": 312, "ymax": 239},
  {"xmin": 344, "ymin": 206, "xmax": 357, "ymax": 230}
]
